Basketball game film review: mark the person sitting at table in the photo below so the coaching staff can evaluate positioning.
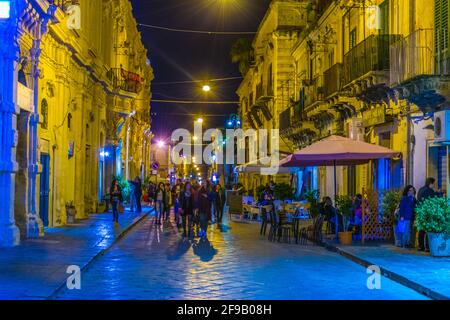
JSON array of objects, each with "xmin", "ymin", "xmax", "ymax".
[{"xmin": 320, "ymin": 196, "xmax": 341, "ymax": 232}]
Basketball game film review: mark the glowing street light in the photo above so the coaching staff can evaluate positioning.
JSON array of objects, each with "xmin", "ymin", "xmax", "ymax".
[
  {"xmin": 197, "ymin": 118, "xmax": 204, "ymax": 124},
  {"xmin": 0, "ymin": 1, "xmax": 11, "ymax": 19},
  {"xmin": 202, "ymin": 84, "xmax": 211, "ymax": 92},
  {"xmin": 157, "ymin": 140, "xmax": 165, "ymax": 148}
]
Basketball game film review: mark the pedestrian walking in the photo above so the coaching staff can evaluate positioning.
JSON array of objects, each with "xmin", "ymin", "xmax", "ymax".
[
  {"xmin": 164, "ymin": 182, "xmax": 172, "ymax": 221},
  {"xmin": 198, "ymin": 181, "xmax": 212, "ymax": 241},
  {"xmin": 155, "ymin": 182, "xmax": 166, "ymax": 225},
  {"xmin": 213, "ymin": 184, "xmax": 226, "ymax": 224},
  {"xmin": 417, "ymin": 177, "xmax": 439, "ymax": 252},
  {"xmin": 179, "ymin": 182, "xmax": 194, "ymax": 238},
  {"xmin": 396, "ymin": 185, "xmax": 417, "ymax": 248},
  {"xmin": 172, "ymin": 179, "xmax": 183, "ymax": 227},
  {"xmin": 110, "ymin": 179, "xmax": 123, "ymax": 224}
]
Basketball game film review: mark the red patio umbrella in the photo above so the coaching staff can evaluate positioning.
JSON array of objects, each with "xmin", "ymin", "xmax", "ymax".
[{"xmin": 280, "ymin": 135, "xmax": 400, "ymax": 239}]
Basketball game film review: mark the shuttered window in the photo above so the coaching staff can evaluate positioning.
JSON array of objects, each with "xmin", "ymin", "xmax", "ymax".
[{"xmin": 435, "ymin": 0, "xmax": 449, "ymax": 74}]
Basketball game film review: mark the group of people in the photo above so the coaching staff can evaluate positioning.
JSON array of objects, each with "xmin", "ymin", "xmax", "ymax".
[
  {"xmin": 317, "ymin": 177, "xmax": 442, "ymax": 252},
  {"xmin": 395, "ymin": 177, "xmax": 442, "ymax": 251},
  {"xmin": 150, "ymin": 179, "xmax": 226, "ymax": 241}
]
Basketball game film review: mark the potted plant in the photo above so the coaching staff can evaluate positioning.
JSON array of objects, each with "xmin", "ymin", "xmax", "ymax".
[
  {"xmin": 303, "ymin": 189, "xmax": 320, "ymax": 218},
  {"xmin": 335, "ymin": 195, "xmax": 354, "ymax": 245},
  {"xmin": 273, "ymin": 183, "xmax": 293, "ymax": 201},
  {"xmin": 415, "ymin": 196, "xmax": 450, "ymax": 257},
  {"xmin": 381, "ymin": 190, "xmax": 402, "ymax": 246},
  {"xmin": 65, "ymin": 201, "xmax": 76, "ymax": 224}
]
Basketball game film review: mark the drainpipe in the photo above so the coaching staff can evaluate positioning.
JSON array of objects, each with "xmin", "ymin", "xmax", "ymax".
[
  {"xmin": 406, "ymin": 101, "xmax": 412, "ymax": 185},
  {"xmin": 125, "ymin": 125, "xmax": 130, "ymax": 180}
]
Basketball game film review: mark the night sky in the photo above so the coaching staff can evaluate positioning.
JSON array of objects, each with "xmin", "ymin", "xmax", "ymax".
[{"xmin": 131, "ymin": 0, "xmax": 271, "ymax": 141}]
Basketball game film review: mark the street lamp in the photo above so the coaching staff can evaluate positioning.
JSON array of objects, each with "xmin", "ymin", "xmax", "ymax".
[
  {"xmin": 157, "ymin": 140, "xmax": 165, "ymax": 148},
  {"xmin": 197, "ymin": 118, "xmax": 204, "ymax": 124},
  {"xmin": 0, "ymin": 1, "xmax": 10, "ymax": 19},
  {"xmin": 202, "ymin": 85, "xmax": 211, "ymax": 93}
]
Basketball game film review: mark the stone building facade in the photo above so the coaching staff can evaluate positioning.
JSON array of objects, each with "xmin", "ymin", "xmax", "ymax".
[
  {"xmin": 238, "ymin": 0, "xmax": 450, "ymax": 200},
  {"xmin": 0, "ymin": 0, "xmax": 153, "ymax": 247}
]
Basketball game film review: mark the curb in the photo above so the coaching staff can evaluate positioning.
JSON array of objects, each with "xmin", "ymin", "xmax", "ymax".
[
  {"xmin": 321, "ymin": 241, "xmax": 449, "ymax": 300},
  {"xmin": 46, "ymin": 208, "xmax": 153, "ymax": 300}
]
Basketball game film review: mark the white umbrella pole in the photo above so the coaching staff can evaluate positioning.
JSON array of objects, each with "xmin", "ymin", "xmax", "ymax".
[{"xmin": 334, "ymin": 160, "xmax": 338, "ymax": 241}]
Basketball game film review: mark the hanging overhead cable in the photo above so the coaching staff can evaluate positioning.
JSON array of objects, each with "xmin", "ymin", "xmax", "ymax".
[
  {"xmin": 138, "ymin": 23, "xmax": 256, "ymax": 35},
  {"xmin": 151, "ymin": 99, "xmax": 238, "ymax": 105}
]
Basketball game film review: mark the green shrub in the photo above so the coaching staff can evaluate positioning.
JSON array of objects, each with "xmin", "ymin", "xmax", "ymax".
[
  {"xmin": 335, "ymin": 195, "xmax": 353, "ymax": 232},
  {"xmin": 114, "ymin": 175, "xmax": 131, "ymax": 203},
  {"xmin": 415, "ymin": 196, "xmax": 450, "ymax": 234},
  {"xmin": 303, "ymin": 189, "xmax": 320, "ymax": 218},
  {"xmin": 381, "ymin": 190, "xmax": 402, "ymax": 223},
  {"xmin": 274, "ymin": 183, "xmax": 294, "ymax": 201}
]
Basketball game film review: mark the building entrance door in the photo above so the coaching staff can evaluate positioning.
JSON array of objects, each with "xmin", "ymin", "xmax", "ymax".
[{"xmin": 39, "ymin": 154, "xmax": 50, "ymax": 227}]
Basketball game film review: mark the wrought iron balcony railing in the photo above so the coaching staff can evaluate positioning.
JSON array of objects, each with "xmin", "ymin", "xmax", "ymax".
[
  {"xmin": 323, "ymin": 63, "xmax": 343, "ymax": 98},
  {"xmin": 343, "ymin": 34, "xmax": 403, "ymax": 86},
  {"xmin": 304, "ymin": 75, "xmax": 325, "ymax": 108},
  {"xmin": 390, "ymin": 29, "xmax": 435, "ymax": 85},
  {"xmin": 107, "ymin": 67, "xmax": 143, "ymax": 94}
]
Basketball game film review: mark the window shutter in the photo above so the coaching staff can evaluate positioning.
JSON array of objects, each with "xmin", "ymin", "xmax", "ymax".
[{"xmin": 435, "ymin": 0, "xmax": 449, "ymax": 73}]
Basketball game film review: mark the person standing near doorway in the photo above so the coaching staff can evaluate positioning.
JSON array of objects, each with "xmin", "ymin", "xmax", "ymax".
[
  {"xmin": 417, "ymin": 177, "xmax": 438, "ymax": 252},
  {"xmin": 397, "ymin": 185, "xmax": 417, "ymax": 248}
]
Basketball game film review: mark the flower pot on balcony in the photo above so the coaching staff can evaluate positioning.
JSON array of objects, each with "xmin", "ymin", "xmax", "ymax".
[
  {"xmin": 338, "ymin": 231, "xmax": 353, "ymax": 245},
  {"xmin": 428, "ymin": 233, "xmax": 450, "ymax": 257}
]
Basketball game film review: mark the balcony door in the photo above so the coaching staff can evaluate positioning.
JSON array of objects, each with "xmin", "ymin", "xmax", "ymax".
[{"xmin": 379, "ymin": 0, "xmax": 390, "ymax": 35}]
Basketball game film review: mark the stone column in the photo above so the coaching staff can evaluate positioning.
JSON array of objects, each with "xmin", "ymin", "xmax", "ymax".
[
  {"xmin": 26, "ymin": 35, "xmax": 44, "ymax": 238},
  {"xmin": 0, "ymin": 0, "xmax": 22, "ymax": 247}
]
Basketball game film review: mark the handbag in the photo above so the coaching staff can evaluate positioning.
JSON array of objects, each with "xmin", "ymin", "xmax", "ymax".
[
  {"xmin": 396, "ymin": 219, "xmax": 407, "ymax": 234},
  {"xmin": 118, "ymin": 202, "xmax": 125, "ymax": 214}
]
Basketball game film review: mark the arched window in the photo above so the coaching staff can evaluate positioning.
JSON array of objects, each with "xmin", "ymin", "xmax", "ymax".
[{"xmin": 40, "ymin": 99, "xmax": 48, "ymax": 129}]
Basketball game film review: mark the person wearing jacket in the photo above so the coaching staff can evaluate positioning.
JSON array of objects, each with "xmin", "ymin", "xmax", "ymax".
[
  {"xmin": 128, "ymin": 177, "xmax": 142, "ymax": 213},
  {"xmin": 110, "ymin": 179, "xmax": 123, "ymax": 224},
  {"xmin": 417, "ymin": 177, "xmax": 438, "ymax": 251},
  {"xmin": 155, "ymin": 182, "xmax": 166, "ymax": 225},
  {"xmin": 213, "ymin": 184, "xmax": 226, "ymax": 224},
  {"xmin": 164, "ymin": 182, "xmax": 172, "ymax": 221},
  {"xmin": 198, "ymin": 182, "xmax": 212, "ymax": 240},
  {"xmin": 179, "ymin": 182, "xmax": 194, "ymax": 238},
  {"xmin": 397, "ymin": 185, "xmax": 417, "ymax": 248}
]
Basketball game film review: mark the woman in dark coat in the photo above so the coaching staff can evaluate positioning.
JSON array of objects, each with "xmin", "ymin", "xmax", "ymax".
[
  {"xmin": 213, "ymin": 184, "xmax": 226, "ymax": 224},
  {"xmin": 129, "ymin": 177, "xmax": 142, "ymax": 213},
  {"xmin": 198, "ymin": 182, "xmax": 213, "ymax": 240},
  {"xmin": 179, "ymin": 182, "xmax": 194, "ymax": 238},
  {"xmin": 110, "ymin": 179, "xmax": 123, "ymax": 224},
  {"xmin": 397, "ymin": 185, "xmax": 417, "ymax": 248}
]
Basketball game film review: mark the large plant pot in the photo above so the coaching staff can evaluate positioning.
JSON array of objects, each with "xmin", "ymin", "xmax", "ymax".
[
  {"xmin": 428, "ymin": 233, "xmax": 450, "ymax": 257},
  {"xmin": 339, "ymin": 231, "xmax": 353, "ymax": 245},
  {"xmin": 393, "ymin": 226, "xmax": 401, "ymax": 247},
  {"xmin": 66, "ymin": 208, "xmax": 76, "ymax": 224}
]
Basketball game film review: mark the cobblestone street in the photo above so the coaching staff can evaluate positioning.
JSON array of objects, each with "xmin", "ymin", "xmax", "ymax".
[{"xmin": 56, "ymin": 214, "xmax": 426, "ymax": 300}]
